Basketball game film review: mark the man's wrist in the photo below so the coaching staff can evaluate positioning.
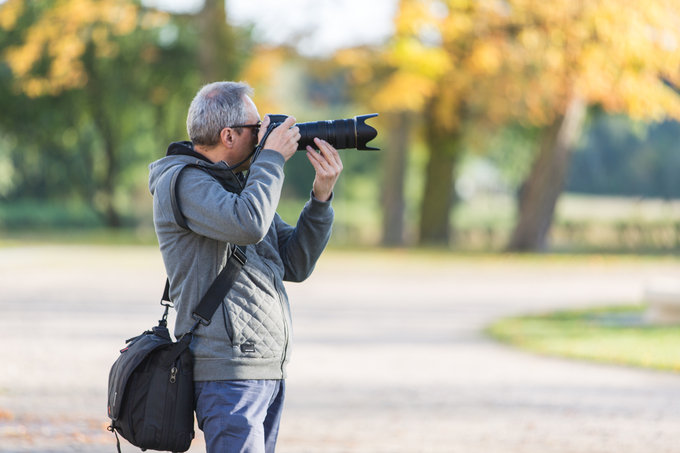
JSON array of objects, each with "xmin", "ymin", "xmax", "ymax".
[{"xmin": 311, "ymin": 190, "xmax": 333, "ymax": 203}]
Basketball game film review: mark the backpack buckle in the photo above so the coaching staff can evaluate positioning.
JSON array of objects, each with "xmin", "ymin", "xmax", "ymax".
[
  {"xmin": 191, "ymin": 312, "xmax": 211, "ymax": 327},
  {"xmin": 232, "ymin": 246, "xmax": 247, "ymax": 266}
]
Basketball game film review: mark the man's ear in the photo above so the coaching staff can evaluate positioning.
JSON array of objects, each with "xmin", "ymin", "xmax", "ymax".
[{"xmin": 220, "ymin": 127, "xmax": 235, "ymax": 148}]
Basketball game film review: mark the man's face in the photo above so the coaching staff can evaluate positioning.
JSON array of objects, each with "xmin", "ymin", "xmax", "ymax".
[{"xmin": 230, "ymin": 95, "xmax": 261, "ymax": 171}]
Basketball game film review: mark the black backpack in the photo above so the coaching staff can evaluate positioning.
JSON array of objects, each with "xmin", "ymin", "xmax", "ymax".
[
  {"xmin": 107, "ymin": 163, "xmax": 248, "ymax": 452},
  {"xmin": 107, "ymin": 322, "xmax": 195, "ymax": 452},
  {"xmin": 107, "ymin": 242, "xmax": 246, "ymax": 452}
]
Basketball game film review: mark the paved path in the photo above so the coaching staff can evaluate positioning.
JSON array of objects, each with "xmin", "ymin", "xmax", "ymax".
[{"xmin": 1, "ymin": 246, "xmax": 680, "ymax": 452}]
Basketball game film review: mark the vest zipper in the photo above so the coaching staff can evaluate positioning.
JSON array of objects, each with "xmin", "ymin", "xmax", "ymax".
[
  {"xmin": 262, "ymin": 261, "xmax": 289, "ymax": 378},
  {"xmin": 273, "ymin": 278, "xmax": 289, "ymax": 378}
]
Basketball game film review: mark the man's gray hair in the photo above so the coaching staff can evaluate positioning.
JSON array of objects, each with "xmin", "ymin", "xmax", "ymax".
[{"xmin": 187, "ymin": 81, "xmax": 254, "ymax": 146}]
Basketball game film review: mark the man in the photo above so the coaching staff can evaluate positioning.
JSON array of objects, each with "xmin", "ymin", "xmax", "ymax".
[{"xmin": 148, "ymin": 81, "xmax": 342, "ymax": 452}]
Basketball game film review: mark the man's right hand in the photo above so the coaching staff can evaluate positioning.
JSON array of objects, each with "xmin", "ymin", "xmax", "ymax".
[{"xmin": 259, "ymin": 115, "xmax": 300, "ymax": 162}]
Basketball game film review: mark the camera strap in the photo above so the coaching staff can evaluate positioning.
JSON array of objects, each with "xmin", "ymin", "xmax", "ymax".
[
  {"xmin": 251, "ymin": 126, "xmax": 276, "ymax": 165},
  {"xmin": 240, "ymin": 125, "xmax": 276, "ymax": 186},
  {"xmin": 225, "ymin": 119, "xmax": 278, "ymax": 174}
]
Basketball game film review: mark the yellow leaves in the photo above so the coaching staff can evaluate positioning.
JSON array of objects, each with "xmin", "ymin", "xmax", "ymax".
[
  {"xmin": 432, "ymin": 78, "xmax": 464, "ymax": 131},
  {"xmin": 4, "ymin": 37, "xmax": 39, "ymax": 77},
  {"xmin": 363, "ymin": 30, "xmax": 453, "ymax": 114},
  {"xmin": 518, "ymin": 28, "xmax": 542, "ymax": 52},
  {"xmin": 443, "ymin": 0, "xmax": 472, "ymax": 10},
  {"xmin": 467, "ymin": 41, "xmax": 501, "ymax": 75},
  {"xmin": 49, "ymin": 34, "xmax": 87, "ymax": 87},
  {"xmin": 140, "ymin": 10, "xmax": 169, "ymax": 30},
  {"xmin": 344, "ymin": 0, "xmax": 680, "ymax": 135},
  {"xmin": 4, "ymin": 15, "xmax": 91, "ymax": 97},
  {"xmin": 574, "ymin": 1, "xmax": 680, "ymax": 120},
  {"xmin": 107, "ymin": 2, "xmax": 138, "ymax": 36},
  {"xmin": 373, "ymin": 71, "xmax": 437, "ymax": 112},
  {"xmin": 334, "ymin": 48, "xmax": 376, "ymax": 85},
  {"xmin": 334, "ymin": 48, "xmax": 368, "ymax": 68},
  {"xmin": 2, "ymin": 0, "xmax": 169, "ymax": 98},
  {"xmin": 610, "ymin": 72, "xmax": 680, "ymax": 120},
  {"xmin": 240, "ymin": 46, "xmax": 286, "ymax": 90},
  {"xmin": 238, "ymin": 46, "xmax": 288, "ymax": 115},
  {"xmin": 389, "ymin": 37, "xmax": 451, "ymax": 79},
  {"xmin": 577, "ymin": 46, "xmax": 614, "ymax": 100},
  {"xmin": 394, "ymin": 0, "xmax": 432, "ymax": 35},
  {"xmin": 440, "ymin": 11, "xmax": 473, "ymax": 42},
  {"xmin": 0, "ymin": 0, "xmax": 24, "ymax": 30}
]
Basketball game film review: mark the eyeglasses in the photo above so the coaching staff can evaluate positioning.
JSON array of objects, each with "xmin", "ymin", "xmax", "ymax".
[{"xmin": 230, "ymin": 121, "xmax": 261, "ymax": 135}]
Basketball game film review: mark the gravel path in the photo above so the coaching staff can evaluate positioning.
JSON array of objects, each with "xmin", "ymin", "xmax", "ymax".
[{"xmin": 1, "ymin": 246, "xmax": 679, "ymax": 452}]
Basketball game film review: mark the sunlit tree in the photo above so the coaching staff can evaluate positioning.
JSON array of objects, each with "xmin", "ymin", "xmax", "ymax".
[
  {"xmin": 352, "ymin": 0, "xmax": 680, "ymax": 248},
  {"xmin": 503, "ymin": 0, "xmax": 680, "ymax": 251}
]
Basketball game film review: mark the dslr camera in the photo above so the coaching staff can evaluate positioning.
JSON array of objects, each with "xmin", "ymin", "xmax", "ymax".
[{"xmin": 265, "ymin": 113, "xmax": 379, "ymax": 151}]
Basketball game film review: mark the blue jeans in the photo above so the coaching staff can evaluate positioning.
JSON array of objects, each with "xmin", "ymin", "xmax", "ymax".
[{"xmin": 194, "ymin": 380, "xmax": 285, "ymax": 453}]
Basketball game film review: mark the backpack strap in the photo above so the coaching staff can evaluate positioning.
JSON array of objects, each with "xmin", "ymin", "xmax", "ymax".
[
  {"xmin": 169, "ymin": 162, "xmax": 245, "ymax": 231},
  {"xmin": 164, "ymin": 243, "xmax": 246, "ymax": 339},
  {"xmin": 190, "ymin": 244, "xmax": 247, "ymax": 330},
  {"xmin": 169, "ymin": 164, "xmax": 196, "ymax": 230},
  {"xmin": 162, "ymin": 243, "xmax": 247, "ymax": 338}
]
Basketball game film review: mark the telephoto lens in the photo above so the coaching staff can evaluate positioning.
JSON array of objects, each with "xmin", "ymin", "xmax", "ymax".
[{"xmin": 267, "ymin": 114, "xmax": 379, "ymax": 151}]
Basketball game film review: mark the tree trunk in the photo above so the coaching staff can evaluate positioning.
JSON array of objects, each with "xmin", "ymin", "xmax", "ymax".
[
  {"xmin": 198, "ymin": 0, "xmax": 228, "ymax": 83},
  {"xmin": 381, "ymin": 111, "xmax": 411, "ymax": 246},
  {"xmin": 507, "ymin": 97, "xmax": 586, "ymax": 252},
  {"xmin": 418, "ymin": 116, "xmax": 464, "ymax": 246},
  {"xmin": 90, "ymin": 102, "xmax": 121, "ymax": 228},
  {"xmin": 84, "ymin": 51, "xmax": 122, "ymax": 228}
]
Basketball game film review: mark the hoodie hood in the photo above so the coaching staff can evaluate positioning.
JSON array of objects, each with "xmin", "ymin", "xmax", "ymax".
[
  {"xmin": 149, "ymin": 141, "xmax": 245, "ymax": 196},
  {"xmin": 166, "ymin": 140, "xmax": 212, "ymax": 163}
]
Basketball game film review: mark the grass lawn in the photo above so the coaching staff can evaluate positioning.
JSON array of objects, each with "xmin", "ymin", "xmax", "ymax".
[{"xmin": 487, "ymin": 305, "xmax": 680, "ymax": 373}]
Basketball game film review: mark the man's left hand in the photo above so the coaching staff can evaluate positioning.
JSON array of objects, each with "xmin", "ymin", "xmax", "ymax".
[{"xmin": 306, "ymin": 138, "xmax": 343, "ymax": 202}]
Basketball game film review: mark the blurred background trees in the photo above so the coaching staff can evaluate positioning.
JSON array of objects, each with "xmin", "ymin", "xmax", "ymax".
[
  {"xmin": 0, "ymin": 0, "xmax": 248, "ymax": 227},
  {"xmin": 341, "ymin": 0, "xmax": 680, "ymax": 250},
  {"xmin": 1, "ymin": 0, "xmax": 679, "ymax": 253}
]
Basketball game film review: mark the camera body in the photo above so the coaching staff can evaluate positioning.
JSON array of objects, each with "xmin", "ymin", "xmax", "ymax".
[{"xmin": 266, "ymin": 114, "xmax": 379, "ymax": 151}]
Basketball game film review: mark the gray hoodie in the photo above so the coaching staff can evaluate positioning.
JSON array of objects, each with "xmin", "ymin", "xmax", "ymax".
[{"xmin": 148, "ymin": 142, "xmax": 334, "ymax": 381}]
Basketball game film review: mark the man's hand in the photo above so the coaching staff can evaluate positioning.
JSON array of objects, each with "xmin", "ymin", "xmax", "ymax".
[
  {"xmin": 306, "ymin": 138, "xmax": 343, "ymax": 202},
  {"xmin": 259, "ymin": 115, "xmax": 300, "ymax": 161}
]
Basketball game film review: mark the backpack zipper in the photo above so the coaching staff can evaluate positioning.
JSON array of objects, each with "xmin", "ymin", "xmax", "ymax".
[{"xmin": 163, "ymin": 360, "xmax": 178, "ymax": 448}]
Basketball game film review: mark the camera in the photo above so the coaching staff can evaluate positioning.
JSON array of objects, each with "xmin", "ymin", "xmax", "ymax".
[{"xmin": 266, "ymin": 113, "xmax": 379, "ymax": 151}]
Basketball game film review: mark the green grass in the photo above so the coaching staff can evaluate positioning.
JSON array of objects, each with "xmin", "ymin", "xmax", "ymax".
[
  {"xmin": 4, "ymin": 193, "xmax": 680, "ymax": 251},
  {"xmin": 487, "ymin": 305, "xmax": 680, "ymax": 372},
  {"xmin": 0, "ymin": 200, "xmax": 104, "ymax": 229},
  {"xmin": 0, "ymin": 227, "xmax": 158, "ymax": 247}
]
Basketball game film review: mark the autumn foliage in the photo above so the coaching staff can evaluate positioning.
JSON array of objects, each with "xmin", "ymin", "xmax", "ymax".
[
  {"xmin": 337, "ymin": 0, "xmax": 680, "ymax": 247},
  {"xmin": 0, "ymin": 0, "xmax": 168, "ymax": 97},
  {"xmin": 355, "ymin": 0, "xmax": 680, "ymax": 126},
  {"xmin": 1, "ymin": 0, "xmax": 680, "ymax": 247}
]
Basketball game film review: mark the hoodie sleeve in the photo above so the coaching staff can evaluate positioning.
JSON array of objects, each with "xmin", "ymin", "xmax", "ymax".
[
  {"xmin": 274, "ymin": 192, "xmax": 334, "ymax": 283},
  {"xmin": 175, "ymin": 149, "xmax": 286, "ymax": 245}
]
